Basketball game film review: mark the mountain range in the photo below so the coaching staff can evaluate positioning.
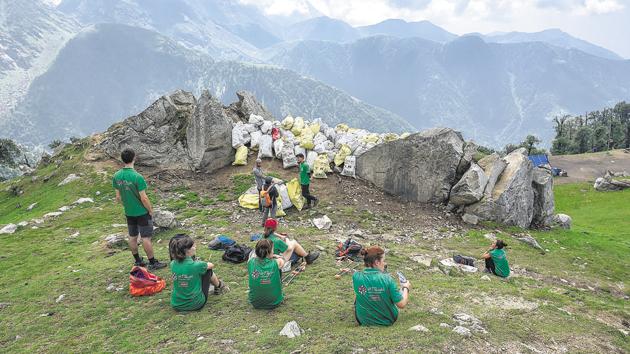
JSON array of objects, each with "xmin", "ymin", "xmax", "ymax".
[{"xmin": 0, "ymin": 0, "xmax": 628, "ymax": 147}]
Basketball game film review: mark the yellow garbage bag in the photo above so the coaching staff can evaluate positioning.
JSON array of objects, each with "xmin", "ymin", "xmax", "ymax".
[
  {"xmin": 238, "ymin": 193, "xmax": 259, "ymax": 209},
  {"xmin": 282, "ymin": 116, "xmax": 294, "ymax": 130},
  {"xmin": 291, "ymin": 117, "xmax": 305, "ymax": 136},
  {"xmin": 313, "ymin": 154, "xmax": 331, "ymax": 178},
  {"xmin": 361, "ymin": 133, "xmax": 379, "ymax": 144},
  {"xmin": 232, "ymin": 146, "xmax": 248, "ymax": 166},
  {"xmin": 276, "ymin": 196, "xmax": 286, "ymax": 217},
  {"xmin": 400, "ymin": 132, "xmax": 410, "ymax": 139},
  {"xmin": 286, "ymin": 178, "xmax": 306, "ymax": 211},
  {"xmin": 299, "ymin": 128, "xmax": 315, "ymax": 149},
  {"xmin": 309, "ymin": 122, "xmax": 321, "ymax": 135},
  {"xmin": 334, "ymin": 144, "xmax": 352, "ymax": 166},
  {"xmin": 383, "ymin": 133, "xmax": 399, "ymax": 142},
  {"xmin": 335, "ymin": 123, "xmax": 349, "ymax": 132}
]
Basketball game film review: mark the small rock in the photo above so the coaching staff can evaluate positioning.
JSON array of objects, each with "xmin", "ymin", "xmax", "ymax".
[
  {"xmin": 32, "ymin": 218, "xmax": 44, "ymax": 224},
  {"xmin": 58, "ymin": 206, "xmax": 72, "ymax": 212},
  {"xmin": 481, "ymin": 275, "xmax": 491, "ymax": 281},
  {"xmin": 17, "ymin": 221, "xmax": 28, "ymax": 227},
  {"xmin": 312, "ymin": 215, "xmax": 332, "ymax": 230},
  {"xmin": 220, "ymin": 339, "xmax": 234, "ymax": 345},
  {"xmin": 553, "ymin": 214, "xmax": 572, "ymax": 229},
  {"xmin": 279, "ymin": 321, "xmax": 303, "ymax": 338},
  {"xmin": 462, "ymin": 213, "xmax": 479, "ymax": 225},
  {"xmin": 439, "ymin": 323, "xmax": 451, "ymax": 328},
  {"xmin": 55, "ymin": 294, "xmax": 66, "ymax": 303},
  {"xmin": 43, "ymin": 212, "xmax": 63, "ymax": 219},
  {"xmin": 104, "ymin": 233, "xmax": 126, "ymax": 247},
  {"xmin": 73, "ymin": 198, "xmax": 94, "ymax": 205},
  {"xmin": 429, "ymin": 308, "xmax": 444, "ymax": 315},
  {"xmin": 410, "ymin": 255, "xmax": 432, "ymax": 267},
  {"xmin": 0, "ymin": 224, "xmax": 18, "ymax": 234},
  {"xmin": 153, "ymin": 209, "xmax": 179, "ymax": 229},
  {"xmin": 58, "ymin": 174, "xmax": 81, "ymax": 186},
  {"xmin": 106, "ymin": 283, "xmax": 116, "ymax": 291},
  {"xmin": 196, "ymin": 336, "xmax": 204, "ymax": 341},
  {"xmin": 452, "ymin": 326, "xmax": 472, "ymax": 337},
  {"xmin": 96, "ymin": 191, "xmax": 101, "ymax": 196},
  {"xmin": 408, "ymin": 325, "xmax": 430, "ymax": 332},
  {"xmin": 27, "ymin": 203, "xmax": 38, "ymax": 211}
]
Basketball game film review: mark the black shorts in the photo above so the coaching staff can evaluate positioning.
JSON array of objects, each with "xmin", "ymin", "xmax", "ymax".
[{"xmin": 126, "ymin": 213, "xmax": 154, "ymax": 238}]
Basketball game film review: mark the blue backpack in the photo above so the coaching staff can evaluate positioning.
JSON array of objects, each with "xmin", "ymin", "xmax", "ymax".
[{"xmin": 208, "ymin": 235, "xmax": 236, "ymax": 250}]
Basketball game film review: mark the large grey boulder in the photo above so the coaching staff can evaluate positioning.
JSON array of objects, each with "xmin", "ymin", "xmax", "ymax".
[
  {"xmin": 186, "ymin": 91, "xmax": 234, "ymax": 172},
  {"xmin": 531, "ymin": 166, "xmax": 555, "ymax": 226},
  {"xmin": 477, "ymin": 153, "xmax": 507, "ymax": 197},
  {"xmin": 356, "ymin": 128, "xmax": 465, "ymax": 203},
  {"xmin": 466, "ymin": 148, "xmax": 535, "ymax": 228},
  {"xmin": 594, "ymin": 171, "xmax": 630, "ymax": 191},
  {"xmin": 457, "ymin": 141, "xmax": 478, "ymax": 177},
  {"xmin": 225, "ymin": 90, "xmax": 275, "ymax": 123},
  {"xmin": 450, "ymin": 163, "xmax": 488, "ymax": 206}
]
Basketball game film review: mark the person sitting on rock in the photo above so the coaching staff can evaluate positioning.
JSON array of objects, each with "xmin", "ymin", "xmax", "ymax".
[
  {"xmin": 260, "ymin": 176, "xmax": 278, "ymax": 227},
  {"xmin": 248, "ymin": 239, "xmax": 285, "ymax": 309},
  {"xmin": 482, "ymin": 239, "xmax": 510, "ymax": 278},
  {"xmin": 169, "ymin": 234, "xmax": 229, "ymax": 311},
  {"xmin": 353, "ymin": 246, "xmax": 410, "ymax": 326},
  {"xmin": 262, "ymin": 218, "xmax": 319, "ymax": 268}
]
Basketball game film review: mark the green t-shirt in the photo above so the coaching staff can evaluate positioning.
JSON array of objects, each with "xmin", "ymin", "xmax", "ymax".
[
  {"xmin": 266, "ymin": 233, "xmax": 288, "ymax": 255},
  {"xmin": 112, "ymin": 167, "xmax": 148, "ymax": 217},
  {"xmin": 490, "ymin": 249, "xmax": 510, "ymax": 277},
  {"xmin": 248, "ymin": 257, "xmax": 284, "ymax": 309},
  {"xmin": 353, "ymin": 268, "xmax": 404, "ymax": 326},
  {"xmin": 170, "ymin": 257, "xmax": 208, "ymax": 311},
  {"xmin": 299, "ymin": 162, "xmax": 311, "ymax": 185}
]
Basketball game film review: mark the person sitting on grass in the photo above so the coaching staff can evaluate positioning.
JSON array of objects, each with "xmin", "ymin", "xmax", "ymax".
[
  {"xmin": 262, "ymin": 218, "xmax": 319, "ymax": 268},
  {"xmin": 169, "ymin": 234, "xmax": 229, "ymax": 311},
  {"xmin": 353, "ymin": 246, "xmax": 410, "ymax": 326},
  {"xmin": 482, "ymin": 239, "xmax": 510, "ymax": 278},
  {"xmin": 248, "ymin": 239, "xmax": 285, "ymax": 309}
]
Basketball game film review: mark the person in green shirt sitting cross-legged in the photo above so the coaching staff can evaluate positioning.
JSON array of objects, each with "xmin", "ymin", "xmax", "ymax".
[
  {"xmin": 353, "ymin": 246, "xmax": 411, "ymax": 326},
  {"xmin": 169, "ymin": 234, "xmax": 229, "ymax": 311},
  {"xmin": 261, "ymin": 218, "xmax": 319, "ymax": 270},
  {"xmin": 482, "ymin": 239, "xmax": 510, "ymax": 278},
  {"xmin": 248, "ymin": 239, "xmax": 285, "ymax": 309}
]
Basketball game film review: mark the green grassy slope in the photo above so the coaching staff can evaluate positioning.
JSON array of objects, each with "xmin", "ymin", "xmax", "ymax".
[{"xmin": 0, "ymin": 145, "xmax": 628, "ymax": 353}]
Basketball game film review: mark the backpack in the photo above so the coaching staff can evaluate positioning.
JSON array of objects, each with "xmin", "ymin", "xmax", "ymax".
[
  {"xmin": 222, "ymin": 244, "xmax": 253, "ymax": 264},
  {"xmin": 129, "ymin": 266, "xmax": 166, "ymax": 296},
  {"xmin": 453, "ymin": 255, "xmax": 475, "ymax": 267},
  {"xmin": 208, "ymin": 235, "xmax": 236, "ymax": 250},
  {"xmin": 260, "ymin": 185, "xmax": 274, "ymax": 208},
  {"xmin": 335, "ymin": 238, "xmax": 363, "ymax": 261}
]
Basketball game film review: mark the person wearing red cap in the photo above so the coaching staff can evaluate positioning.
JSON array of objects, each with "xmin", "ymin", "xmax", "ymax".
[{"xmin": 263, "ymin": 218, "xmax": 319, "ymax": 266}]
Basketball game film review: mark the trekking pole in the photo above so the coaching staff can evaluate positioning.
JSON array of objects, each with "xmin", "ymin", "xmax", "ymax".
[
  {"xmin": 283, "ymin": 262, "xmax": 306, "ymax": 285},
  {"xmin": 334, "ymin": 262, "xmax": 360, "ymax": 279}
]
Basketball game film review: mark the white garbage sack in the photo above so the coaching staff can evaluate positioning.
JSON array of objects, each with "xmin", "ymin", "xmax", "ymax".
[
  {"xmin": 250, "ymin": 131, "xmax": 262, "ymax": 151},
  {"xmin": 231, "ymin": 123, "xmax": 250, "ymax": 148},
  {"xmin": 244, "ymin": 123, "xmax": 258, "ymax": 133},
  {"xmin": 341, "ymin": 156, "xmax": 356, "ymax": 178},
  {"xmin": 313, "ymin": 132, "xmax": 327, "ymax": 146},
  {"xmin": 306, "ymin": 151, "xmax": 318, "ymax": 169},
  {"xmin": 282, "ymin": 144, "xmax": 298, "ymax": 169},
  {"xmin": 294, "ymin": 145, "xmax": 306, "ymax": 158},
  {"xmin": 273, "ymin": 139, "xmax": 284, "ymax": 158},
  {"xmin": 313, "ymin": 143, "xmax": 327, "ymax": 154},
  {"xmin": 249, "ymin": 114, "xmax": 264, "ymax": 126},
  {"xmin": 260, "ymin": 120, "xmax": 273, "ymax": 134},
  {"xmin": 277, "ymin": 184, "xmax": 293, "ymax": 210},
  {"xmin": 258, "ymin": 135, "xmax": 273, "ymax": 158},
  {"xmin": 324, "ymin": 127, "xmax": 336, "ymax": 141}
]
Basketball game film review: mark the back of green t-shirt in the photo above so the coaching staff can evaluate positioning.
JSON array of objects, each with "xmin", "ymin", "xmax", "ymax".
[
  {"xmin": 248, "ymin": 257, "xmax": 283, "ymax": 309},
  {"xmin": 353, "ymin": 268, "xmax": 403, "ymax": 326},
  {"xmin": 171, "ymin": 257, "xmax": 208, "ymax": 311},
  {"xmin": 112, "ymin": 167, "xmax": 148, "ymax": 217},
  {"xmin": 490, "ymin": 249, "xmax": 510, "ymax": 277},
  {"xmin": 299, "ymin": 162, "xmax": 310, "ymax": 185}
]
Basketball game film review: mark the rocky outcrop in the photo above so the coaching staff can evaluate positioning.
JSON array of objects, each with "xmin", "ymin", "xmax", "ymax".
[
  {"xmin": 99, "ymin": 90, "xmax": 234, "ymax": 173},
  {"xmin": 594, "ymin": 171, "xmax": 630, "ymax": 191},
  {"xmin": 465, "ymin": 148, "xmax": 535, "ymax": 228},
  {"xmin": 532, "ymin": 166, "xmax": 555, "ymax": 226},
  {"xmin": 356, "ymin": 128, "xmax": 467, "ymax": 203},
  {"xmin": 477, "ymin": 153, "xmax": 507, "ymax": 197},
  {"xmin": 224, "ymin": 90, "xmax": 275, "ymax": 123},
  {"xmin": 449, "ymin": 163, "xmax": 488, "ymax": 206}
]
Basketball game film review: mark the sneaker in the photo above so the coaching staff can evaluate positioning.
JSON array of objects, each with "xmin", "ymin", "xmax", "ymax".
[
  {"xmin": 134, "ymin": 257, "xmax": 147, "ymax": 267},
  {"xmin": 213, "ymin": 280, "xmax": 230, "ymax": 295},
  {"xmin": 148, "ymin": 260, "xmax": 167, "ymax": 270},
  {"xmin": 304, "ymin": 251, "xmax": 320, "ymax": 265}
]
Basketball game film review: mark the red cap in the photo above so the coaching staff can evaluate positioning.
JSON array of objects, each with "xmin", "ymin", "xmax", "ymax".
[{"xmin": 264, "ymin": 218, "xmax": 278, "ymax": 229}]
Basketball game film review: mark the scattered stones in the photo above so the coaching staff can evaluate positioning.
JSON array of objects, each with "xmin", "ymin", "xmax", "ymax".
[
  {"xmin": 32, "ymin": 218, "xmax": 44, "ymax": 224},
  {"xmin": 17, "ymin": 221, "xmax": 28, "ymax": 227},
  {"xmin": 312, "ymin": 215, "xmax": 332, "ymax": 230},
  {"xmin": 153, "ymin": 210, "xmax": 178, "ymax": 229},
  {"xmin": 452, "ymin": 326, "xmax": 471, "ymax": 337},
  {"xmin": 58, "ymin": 206, "xmax": 72, "ymax": 212},
  {"xmin": 73, "ymin": 198, "xmax": 94, "ymax": 205},
  {"xmin": 43, "ymin": 212, "xmax": 63, "ymax": 219},
  {"xmin": 552, "ymin": 214, "xmax": 572, "ymax": 230},
  {"xmin": 453, "ymin": 313, "xmax": 487, "ymax": 334},
  {"xmin": 0, "ymin": 224, "xmax": 18, "ymax": 234},
  {"xmin": 410, "ymin": 255, "xmax": 432, "ymax": 267},
  {"xmin": 408, "ymin": 325, "xmax": 430, "ymax": 332},
  {"xmin": 55, "ymin": 294, "xmax": 66, "ymax": 303},
  {"xmin": 58, "ymin": 174, "xmax": 81, "ymax": 186},
  {"xmin": 279, "ymin": 321, "xmax": 303, "ymax": 338},
  {"xmin": 27, "ymin": 203, "xmax": 38, "ymax": 211},
  {"xmin": 461, "ymin": 213, "xmax": 479, "ymax": 225},
  {"xmin": 594, "ymin": 171, "xmax": 630, "ymax": 191}
]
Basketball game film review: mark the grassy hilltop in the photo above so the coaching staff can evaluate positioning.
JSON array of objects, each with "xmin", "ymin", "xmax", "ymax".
[{"xmin": 0, "ymin": 142, "xmax": 628, "ymax": 353}]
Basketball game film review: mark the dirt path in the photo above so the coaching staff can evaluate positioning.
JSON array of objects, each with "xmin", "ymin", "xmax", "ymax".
[{"xmin": 550, "ymin": 149, "xmax": 630, "ymax": 184}]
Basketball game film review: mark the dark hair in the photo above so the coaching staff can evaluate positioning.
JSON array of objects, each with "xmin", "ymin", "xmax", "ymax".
[
  {"xmin": 265, "ymin": 176, "xmax": 273, "ymax": 185},
  {"xmin": 360, "ymin": 246, "xmax": 385, "ymax": 267},
  {"xmin": 296, "ymin": 153, "xmax": 305, "ymax": 159},
  {"xmin": 496, "ymin": 239, "xmax": 507, "ymax": 249},
  {"xmin": 255, "ymin": 239, "xmax": 274, "ymax": 259},
  {"xmin": 169, "ymin": 234, "xmax": 194, "ymax": 261},
  {"xmin": 263, "ymin": 227, "xmax": 274, "ymax": 237},
  {"xmin": 121, "ymin": 149, "xmax": 135, "ymax": 164}
]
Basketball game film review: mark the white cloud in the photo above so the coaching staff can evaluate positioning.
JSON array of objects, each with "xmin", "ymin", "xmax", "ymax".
[{"xmin": 577, "ymin": 0, "xmax": 624, "ymax": 14}]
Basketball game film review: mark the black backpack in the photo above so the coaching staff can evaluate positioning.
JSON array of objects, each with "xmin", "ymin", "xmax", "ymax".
[
  {"xmin": 222, "ymin": 244, "xmax": 252, "ymax": 264},
  {"xmin": 453, "ymin": 255, "xmax": 475, "ymax": 267}
]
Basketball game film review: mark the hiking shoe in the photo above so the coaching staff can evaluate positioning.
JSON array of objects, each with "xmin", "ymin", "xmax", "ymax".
[
  {"xmin": 213, "ymin": 280, "xmax": 230, "ymax": 295},
  {"xmin": 134, "ymin": 257, "xmax": 147, "ymax": 267},
  {"xmin": 304, "ymin": 251, "xmax": 320, "ymax": 264},
  {"xmin": 148, "ymin": 260, "xmax": 167, "ymax": 270}
]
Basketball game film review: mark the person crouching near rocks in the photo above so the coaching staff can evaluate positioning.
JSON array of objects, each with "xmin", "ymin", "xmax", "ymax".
[
  {"xmin": 248, "ymin": 239, "xmax": 285, "ymax": 309},
  {"xmin": 169, "ymin": 234, "xmax": 229, "ymax": 311},
  {"xmin": 353, "ymin": 246, "xmax": 410, "ymax": 326},
  {"xmin": 482, "ymin": 239, "xmax": 510, "ymax": 278},
  {"xmin": 262, "ymin": 218, "xmax": 319, "ymax": 269}
]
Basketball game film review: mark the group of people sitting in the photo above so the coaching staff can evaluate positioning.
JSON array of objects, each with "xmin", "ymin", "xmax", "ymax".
[{"xmin": 113, "ymin": 148, "xmax": 510, "ymax": 327}]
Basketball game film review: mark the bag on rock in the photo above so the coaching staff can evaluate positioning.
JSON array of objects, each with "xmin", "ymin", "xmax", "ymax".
[
  {"xmin": 334, "ymin": 144, "xmax": 352, "ymax": 166},
  {"xmin": 233, "ymin": 146, "xmax": 248, "ymax": 166},
  {"xmin": 250, "ymin": 131, "xmax": 262, "ymax": 151},
  {"xmin": 259, "ymin": 135, "xmax": 273, "ymax": 158},
  {"xmin": 282, "ymin": 116, "xmax": 294, "ymax": 130},
  {"xmin": 341, "ymin": 156, "xmax": 356, "ymax": 178},
  {"xmin": 222, "ymin": 244, "xmax": 253, "ymax": 264},
  {"xmin": 231, "ymin": 123, "xmax": 251, "ymax": 148},
  {"xmin": 129, "ymin": 266, "xmax": 166, "ymax": 296}
]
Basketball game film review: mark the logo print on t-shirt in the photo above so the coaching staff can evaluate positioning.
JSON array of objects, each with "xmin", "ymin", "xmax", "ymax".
[
  {"xmin": 252, "ymin": 270, "xmax": 260, "ymax": 279},
  {"xmin": 358, "ymin": 285, "xmax": 367, "ymax": 295}
]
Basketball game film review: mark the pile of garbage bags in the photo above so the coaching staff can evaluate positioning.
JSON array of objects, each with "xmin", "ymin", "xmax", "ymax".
[{"xmin": 232, "ymin": 114, "xmax": 410, "ymax": 179}]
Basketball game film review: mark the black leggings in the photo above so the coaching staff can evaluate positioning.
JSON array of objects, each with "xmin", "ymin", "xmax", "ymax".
[
  {"xmin": 301, "ymin": 184, "xmax": 317, "ymax": 205},
  {"xmin": 201, "ymin": 269, "xmax": 213, "ymax": 306},
  {"xmin": 485, "ymin": 258, "xmax": 497, "ymax": 276}
]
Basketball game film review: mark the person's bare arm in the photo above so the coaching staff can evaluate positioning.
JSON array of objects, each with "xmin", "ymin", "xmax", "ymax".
[
  {"xmin": 274, "ymin": 256, "xmax": 285, "ymax": 269},
  {"xmin": 396, "ymin": 281, "xmax": 411, "ymax": 309},
  {"xmin": 207, "ymin": 262, "xmax": 214, "ymax": 270},
  {"xmin": 139, "ymin": 190, "xmax": 153, "ymax": 215},
  {"xmin": 115, "ymin": 190, "xmax": 121, "ymax": 204},
  {"xmin": 482, "ymin": 252, "xmax": 491, "ymax": 259}
]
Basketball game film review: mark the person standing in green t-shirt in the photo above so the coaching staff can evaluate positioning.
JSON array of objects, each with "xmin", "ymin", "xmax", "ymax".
[
  {"xmin": 483, "ymin": 239, "xmax": 510, "ymax": 278},
  {"xmin": 353, "ymin": 246, "xmax": 411, "ymax": 326},
  {"xmin": 296, "ymin": 153, "xmax": 318, "ymax": 209},
  {"xmin": 169, "ymin": 234, "xmax": 229, "ymax": 311},
  {"xmin": 248, "ymin": 239, "xmax": 285, "ymax": 309},
  {"xmin": 112, "ymin": 149, "xmax": 166, "ymax": 270}
]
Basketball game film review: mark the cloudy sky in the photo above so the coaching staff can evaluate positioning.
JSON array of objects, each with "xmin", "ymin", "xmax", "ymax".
[{"xmin": 240, "ymin": 0, "xmax": 630, "ymax": 58}]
